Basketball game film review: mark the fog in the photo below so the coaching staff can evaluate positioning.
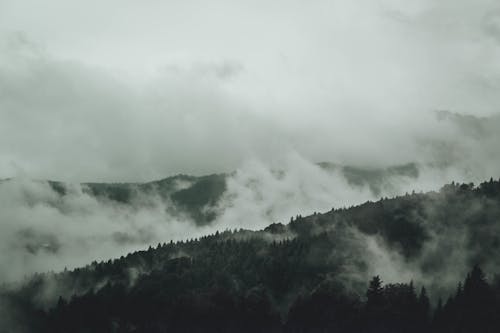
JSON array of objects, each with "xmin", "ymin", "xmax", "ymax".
[
  {"xmin": 0, "ymin": 157, "xmax": 379, "ymax": 282},
  {"xmin": 1, "ymin": 0, "xmax": 500, "ymax": 288},
  {"xmin": 0, "ymin": 153, "xmax": 496, "ymax": 284}
]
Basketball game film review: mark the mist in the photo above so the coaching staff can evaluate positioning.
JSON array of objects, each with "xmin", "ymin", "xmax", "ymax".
[
  {"xmin": 0, "ymin": 156, "xmax": 386, "ymax": 283},
  {"xmin": 1, "ymin": 0, "xmax": 500, "ymax": 319},
  {"xmin": 0, "ymin": 150, "xmax": 497, "ymax": 286}
]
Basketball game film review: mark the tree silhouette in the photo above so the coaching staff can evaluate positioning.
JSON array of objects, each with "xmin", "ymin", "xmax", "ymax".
[{"xmin": 366, "ymin": 275, "xmax": 384, "ymax": 309}]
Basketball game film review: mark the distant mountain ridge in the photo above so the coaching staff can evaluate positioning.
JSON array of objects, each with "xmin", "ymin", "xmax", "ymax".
[{"xmin": 0, "ymin": 162, "xmax": 420, "ymax": 227}]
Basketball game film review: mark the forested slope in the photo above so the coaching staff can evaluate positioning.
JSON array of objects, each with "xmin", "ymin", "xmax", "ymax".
[{"xmin": 1, "ymin": 178, "xmax": 500, "ymax": 332}]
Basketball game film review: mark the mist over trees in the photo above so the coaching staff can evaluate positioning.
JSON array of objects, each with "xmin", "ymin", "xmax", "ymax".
[
  {"xmin": 2, "ymin": 178, "xmax": 500, "ymax": 332},
  {"xmin": 2, "ymin": 1, "xmax": 500, "ymax": 331},
  {"xmin": 0, "ymin": 160, "xmax": 431, "ymax": 283}
]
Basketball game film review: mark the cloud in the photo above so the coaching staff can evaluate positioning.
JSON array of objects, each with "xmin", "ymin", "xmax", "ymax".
[
  {"xmin": 0, "ymin": 150, "xmax": 489, "ymax": 285},
  {"xmin": 0, "ymin": 177, "xmax": 214, "ymax": 282},
  {"xmin": 0, "ymin": 153, "xmax": 434, "ymax": 284},
  {"xmin": 0, "ymin": 0, "xmax": 499, "ymax": 183},
  {"xmin": 1, "ymin": 36, "xmax": 499, "ymax": 183},
  {"xmin": 0, "ymin": 33, "xmax": 282, "ymax": 181},
  {"xmin": 482, "ymin": 9, "xmax": 500, "ymax": 43},
  {"xmin": 213, "ymin": 154, "xmax": 376, "ymax": 231}
]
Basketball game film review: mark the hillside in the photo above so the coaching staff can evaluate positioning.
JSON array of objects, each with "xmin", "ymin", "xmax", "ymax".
[
  {"xmin": 53, "ymin": 173, "xmax": 228, "ymax": 226},
  {"xmin": 1, "ymin": 178, "xmax": 500, "ymax": 332},
  {"xmin": 0, "ymin": 162, "xmax": 419, "ymax": 228}
]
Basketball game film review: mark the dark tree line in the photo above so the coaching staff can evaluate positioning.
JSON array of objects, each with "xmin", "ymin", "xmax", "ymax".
[
  {"xmin": 286, "ymin": 266, "xmax": 500, "ymax": 333},
  {"xmin": 4, "ymin": 265, "xmax": 498, "ymax": 332}
]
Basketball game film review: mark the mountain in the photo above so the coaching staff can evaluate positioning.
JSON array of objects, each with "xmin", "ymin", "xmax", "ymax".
[
  {"xmin": 0, "ymin": 173, "xmax": 227, "ymax": 226},
  {"xmin": 50, "ymin": 173, "xmax": 228, "ymax": 226},
  {"xmin": 2, "ymin": 178, "xmax": 500, "ymax": 332},
  {"xmin": 435, "ymin": 110, "xmax": 500, "ymax": 139},
  {"xmin": 318, "ymin": 162, "xmax": 419, "ymax": 195},
  {"xmin": 0, "ymin": 162, "xmax": 420, "ymax": 228}
]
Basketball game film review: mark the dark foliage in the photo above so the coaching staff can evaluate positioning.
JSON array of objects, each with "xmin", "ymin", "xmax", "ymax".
[{"xmin": 2, "ymin": 179, "xmax": 500, "ymax": 332}]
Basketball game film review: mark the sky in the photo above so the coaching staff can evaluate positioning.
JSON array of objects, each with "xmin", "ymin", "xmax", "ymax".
[{"xmin": 1, "ymin": 0, "xmax": 500, "ymax": 182}]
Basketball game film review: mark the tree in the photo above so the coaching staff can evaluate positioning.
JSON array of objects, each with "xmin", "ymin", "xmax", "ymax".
[
  {"xmin": 418, "ymin": 286, "xmax": 430, "ymax": 321},
  {"xmin": 366, "ymin": 276, "xmax": 384, "ymax": 309}
]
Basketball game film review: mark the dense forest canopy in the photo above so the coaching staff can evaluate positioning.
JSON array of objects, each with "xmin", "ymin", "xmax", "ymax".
[{"xmin": 1, "ymin": 178, "xmax": 500, "ymax": 332}]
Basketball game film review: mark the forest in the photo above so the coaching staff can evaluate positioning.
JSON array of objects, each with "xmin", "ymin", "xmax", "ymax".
[{"xmin": 1, "ymin": 178, "xmax": 500, "ymax": 332}]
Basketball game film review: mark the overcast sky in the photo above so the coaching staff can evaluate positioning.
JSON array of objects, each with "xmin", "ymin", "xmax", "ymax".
[{"xmin": 1, "ymin": 0, "xmax": 500, "ymax": 181}]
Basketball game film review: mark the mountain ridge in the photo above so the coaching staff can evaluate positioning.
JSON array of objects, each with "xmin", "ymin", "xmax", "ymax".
[
  {"xmin": 0, "ymin": 162, "xmax": 420, "ymax": 226},
  {"xmin": 2, "ymin": 177, "xmax": 500, "ymax": 332}
]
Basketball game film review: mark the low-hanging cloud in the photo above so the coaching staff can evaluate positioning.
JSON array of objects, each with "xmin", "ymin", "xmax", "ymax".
[
  {"xmin": 0, "ymin": 151, "xmax": 441, "ymax": 284},
  {"xmin": 0, "ymin": 151, "xmax": 495, "ymax": 285}
]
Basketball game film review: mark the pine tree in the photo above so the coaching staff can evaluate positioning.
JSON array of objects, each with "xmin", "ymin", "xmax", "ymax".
[
  {"xmin": 366, "ymin": 276, "xmax": 384, "ymax": 308},
  {"xmin": 418, "ymin": 286, "xmax": 430, "ymax": 319}
]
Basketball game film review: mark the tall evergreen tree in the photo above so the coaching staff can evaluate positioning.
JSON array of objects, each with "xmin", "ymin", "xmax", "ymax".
[{"xmin": 366, "ymin": 275, "xmax": 384, "ymax": 309}]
